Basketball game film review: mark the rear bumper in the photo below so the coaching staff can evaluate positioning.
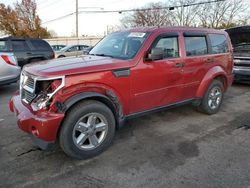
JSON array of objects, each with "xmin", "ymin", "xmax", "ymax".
[
  {"xmin": 233, "ymin": 66, "xmax": 250, "ymax": 81},
  {"xmin": 9, "ymin": 94, "xmax": 64, "ymax": 149}
]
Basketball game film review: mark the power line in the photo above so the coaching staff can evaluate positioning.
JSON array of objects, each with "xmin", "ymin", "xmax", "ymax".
[
  {"xmin": 42, "ymin": 0, "xmax": 225, "ymax": 24},
  {"xmin": 78, "ymin": 0, "xmax": 226, "ymax": 13},
  {"xmin": 43, "ymin": 12, "xmax": 75, "ymax": 24},
  {"xmin": 38, "ymin": 0, "xmax": 73, "ymax": 10}
]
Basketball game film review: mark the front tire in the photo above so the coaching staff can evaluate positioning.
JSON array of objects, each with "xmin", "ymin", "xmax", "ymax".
[
  {"xmin": 197, "ymin": 80, "xmax": 224, "ymax": 115},
  {"xmin": 59, "ymin": 100, "xmax": 116, "ymax": 159}
]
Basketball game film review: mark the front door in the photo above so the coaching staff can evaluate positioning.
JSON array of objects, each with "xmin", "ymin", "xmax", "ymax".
[{"xmin": 130, "ymin": 33, "xmax": 184, "ymax": 114}]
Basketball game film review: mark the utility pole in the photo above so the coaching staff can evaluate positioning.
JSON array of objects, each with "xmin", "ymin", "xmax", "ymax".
[{"xmin": 76, "ymin": 0, "xmax": 78, "ymax": 37}]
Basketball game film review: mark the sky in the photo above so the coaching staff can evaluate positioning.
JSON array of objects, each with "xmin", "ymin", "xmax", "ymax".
[
  {"xmin": 1, "ymin": 0, "xmax": 250, "ymax": 37},
  {"xmin": 2, "ymin": 0, "xmax": 159, "ymax": 36}
]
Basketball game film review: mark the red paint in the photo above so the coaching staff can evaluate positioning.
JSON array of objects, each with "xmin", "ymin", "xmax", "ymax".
[
  {"xmin": 10, "ymin": 27, "xmax": 233, "ymax": 143},
  {"xmin": 9, "ymin": 95, "xmax": 64, "ymax": 142}
]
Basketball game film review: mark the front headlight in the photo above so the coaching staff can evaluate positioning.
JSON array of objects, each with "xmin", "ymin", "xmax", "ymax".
[{"xmin": 31, "ymin": 77, "xmax": 65, "ymax": 111}]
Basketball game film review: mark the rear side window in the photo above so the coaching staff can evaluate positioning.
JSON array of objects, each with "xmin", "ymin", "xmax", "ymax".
[
  {"xmin": 0, "ymin": 41, "xmax": 8, "ymax": 51},
  {"xmin": 30, "ymin": 40, "xmax": 51, "ymax": 51},
  {"xmin": 184, "ymin": 36, "xmax": 208, "ymax": 56},
  {"xmin": 209, "ymin": 34, "xmax": 228, "ymax": 54},
  {"xmin": 154, "ymin": 37, "xmax": 179, "ymax": 58},
  {"xmin": 12, "ymin": 40, "xmax": 30, "ymax": 52}
]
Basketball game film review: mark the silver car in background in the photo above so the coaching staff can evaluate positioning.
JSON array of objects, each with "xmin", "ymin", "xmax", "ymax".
[
  {"xmin": 0, "ymin": 52, "xmax": 20, "ymax": 85},
  {"xmin": 55, "ymin": 45, "xmax": 89, "ymax": 58}
]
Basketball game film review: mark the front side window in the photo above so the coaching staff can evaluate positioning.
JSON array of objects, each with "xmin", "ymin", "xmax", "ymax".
[
  {"xmin": 209, "ymin": 34, "xmax": 228, "ymax": 54},
  {"xmin": 90, "ymin": 31, "xmax": 150, "ymax": 60},
  {"xmin": 185, "ymin": 36, "xmax": 208, "ymax": 56},
  {"xmin": 154, "ymin": 36, "xmax": 179, "ymax": 58}
]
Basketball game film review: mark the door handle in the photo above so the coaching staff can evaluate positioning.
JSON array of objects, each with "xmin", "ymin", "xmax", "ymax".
[
  {"xmin": 26, "ymin": 52, "xmax": 32, "ymax": 55},
  {"xmin": 205, "ymin": 58, "xmax": 214, "ymax": 63},
  {"xmin": 174, "ymin": 62, "xmax": 185, "ymax": 68}
]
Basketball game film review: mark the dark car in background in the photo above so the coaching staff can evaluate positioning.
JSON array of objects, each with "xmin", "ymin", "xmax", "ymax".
[
  {"xmin": 0, "ymin": 37, "xmax": 54, "ymax": 67},
  {"xmin": 51, "ymin": 44, "xmax": 66, "ymax": 51},
  {"xmin": 226, "ymin": 26, "xmax": 250, "ymax": 82}
]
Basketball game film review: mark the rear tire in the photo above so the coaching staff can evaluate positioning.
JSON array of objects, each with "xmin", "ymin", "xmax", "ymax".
[
  {"xmin": 59, "ymin": 100, "xmax": 116, "ymax": 159},
  {"xmin": 197, "ymin": 80, "xmax": 224, "ymax": 115}
]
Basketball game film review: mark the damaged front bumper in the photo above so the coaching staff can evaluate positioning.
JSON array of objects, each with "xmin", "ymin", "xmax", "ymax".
[{"xmin": 9, "ymin": 93, "xmax": 64, "ymax": 150}]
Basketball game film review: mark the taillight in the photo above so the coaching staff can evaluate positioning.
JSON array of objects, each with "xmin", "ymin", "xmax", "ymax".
[{"xmin": 1, "ymin": 55, "xmax": 16, "ymax": 66}]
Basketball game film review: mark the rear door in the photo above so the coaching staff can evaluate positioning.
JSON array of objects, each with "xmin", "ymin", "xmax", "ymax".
[
  {"xmin": 130, "ymin": 33, "xmax": 184, "ymax": 113},
  {"xmin": 29, "ymin": 39, "xmax": 54, "ymax": 60},
  {"xmin": 181, "ymin": 33, "xmax": 210, "ymax": 100},
  {"xmin": 10, "ymin": 39, "xmax": 31, "ymax": 67}
]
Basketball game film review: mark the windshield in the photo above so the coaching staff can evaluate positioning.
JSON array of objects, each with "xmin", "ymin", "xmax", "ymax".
[{"xmin": 90, "ymin": 31, "xmax": 150, "ymax": 60}]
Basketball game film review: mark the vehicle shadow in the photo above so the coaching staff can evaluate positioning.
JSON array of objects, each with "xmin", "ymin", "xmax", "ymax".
[{"xmin": 0, "ymin": 83, "xmax": 19, "ymax": 96}]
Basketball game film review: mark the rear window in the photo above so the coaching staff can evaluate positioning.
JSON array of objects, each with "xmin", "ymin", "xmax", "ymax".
[
  {"xmin": 184, "ymin": 36, "xmax": 208, "ymax": 56},
  {"xmin": 209, "ymin": 34, "xmax": 228, "ymax": 54},
  {"xmin": 12, "ymin": 40, "xmax": 30, "ymax": 52},
  {"xmin": 0, "ymin": 41, "xmax": 8, "ymax": 51},
  {"xmin": 30, "ymin": 39, "xmax": 51, "ymax": 51}
]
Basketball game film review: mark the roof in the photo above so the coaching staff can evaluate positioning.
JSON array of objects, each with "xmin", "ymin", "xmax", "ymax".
[
  {"xmin": 0, "ymin": 36, "xmax": 42, "ymax": 40},
  {"xmin": 120, "ymin": 26, "xmax": 223, "ymax": 33}
]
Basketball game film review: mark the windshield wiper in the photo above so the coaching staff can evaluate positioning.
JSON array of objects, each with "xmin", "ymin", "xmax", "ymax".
[{"xmin": 89, "ymin": 53, "xmax": 113, "ymax": 58}]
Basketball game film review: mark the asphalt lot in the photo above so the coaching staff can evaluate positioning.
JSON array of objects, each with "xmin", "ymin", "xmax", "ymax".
[{"xmin": 0, "ymin": 83, "xmax": 250, "ymax": 188}]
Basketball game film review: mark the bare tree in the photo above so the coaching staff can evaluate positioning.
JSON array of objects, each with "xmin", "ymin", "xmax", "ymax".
[
  {"xmin": 169, "ymin": 0, "xmax": 201, "ymax": 26},
  {"xmin": 120, "ymin": 0, "xmax": 249, "ymax": 29},
  {"xmin": 198, "ymin": 0, "xmax": 248, "ymax": 29},
  {"xmin": 121, "ymin": 2, "xmax": 173, "ymax": 28}
]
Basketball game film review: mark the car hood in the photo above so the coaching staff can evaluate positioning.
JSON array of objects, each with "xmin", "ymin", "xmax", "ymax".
[{"xmin": 24, "ymin": 55, "xmax": 132, "ymax": 77}]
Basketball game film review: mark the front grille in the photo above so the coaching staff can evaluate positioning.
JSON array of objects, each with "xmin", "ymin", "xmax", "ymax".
[
  {"xmin": 21, "ymin": 89, "xmax": 36, "ymax": 103},
  {"xmin": 25, "ymin": 76, "xmax": 35, "ymax": 89},
  {"xmin": 21, "ymin": 72, "xmax": 37, "ymax": 103},
  {"xmin": 234, "ymin": 58, "xmax": 250, "ymax": 67}
]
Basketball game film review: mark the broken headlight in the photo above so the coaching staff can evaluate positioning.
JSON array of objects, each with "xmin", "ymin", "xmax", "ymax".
[{"xmin": 31, "ymin": 77, "xmax": 65, "ymax": 111}]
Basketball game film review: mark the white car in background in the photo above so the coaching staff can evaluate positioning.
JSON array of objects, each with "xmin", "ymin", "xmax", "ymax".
[
  {"xmin": 55, "ymin": 44, "xmax": 89, "ymax": 58},
  {"xmin": 0, "ymin": 52, "xmax": 20, "ymax": 86}
]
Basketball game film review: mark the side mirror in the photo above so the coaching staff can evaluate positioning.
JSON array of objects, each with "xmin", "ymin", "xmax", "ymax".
[{"xmin": 146, "ymin": 48, "xmax": 164, "ymax": 61}]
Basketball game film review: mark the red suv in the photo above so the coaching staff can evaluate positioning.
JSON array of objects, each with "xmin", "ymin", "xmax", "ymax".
[{"xmin": 9, "ymin": 27, "xmax": 233, "ymax": 159}]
